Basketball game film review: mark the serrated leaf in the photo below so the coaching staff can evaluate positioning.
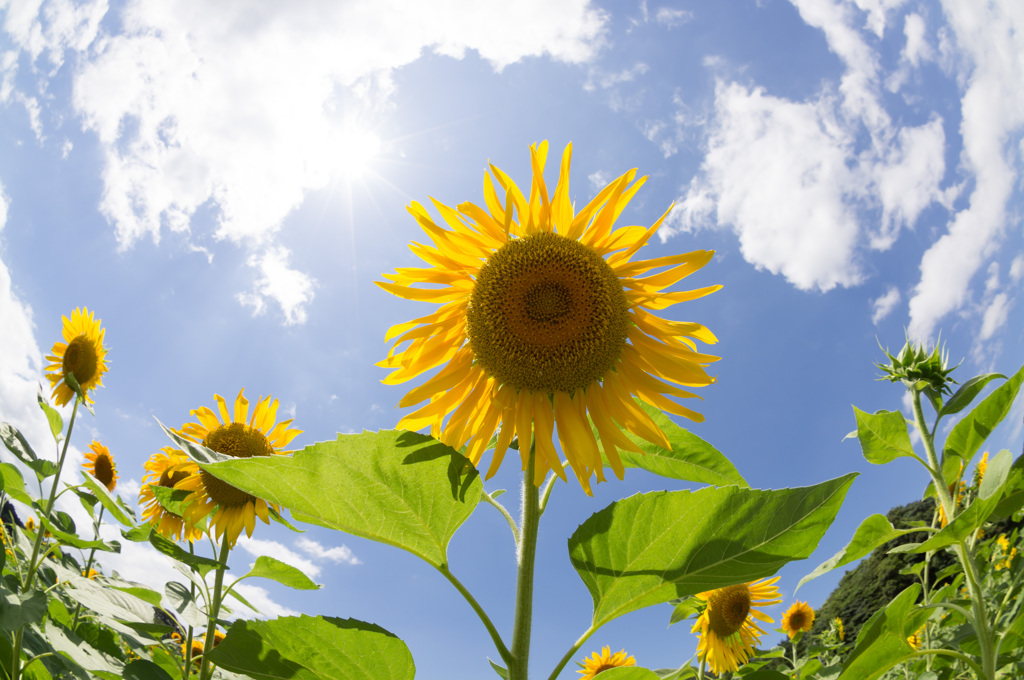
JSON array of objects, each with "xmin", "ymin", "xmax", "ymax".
[
  {"xmin": 192, "ymin": 430, "xmax": 481, "ymax": 569},
  {"xmin": 797, "ymin": 514, "xmax": 923, "ymax": 592},
  {"xmin": 853, "ymin": 408, "xmax": 915, "ymax": 464},
  {"xmin": 79, "ymin": 471, "xmax": 136, "ymax": 528},
  {"xmin": 44, "ymin": 624, "xmax": 125, "ymax": 675},
  {"xmin": 0, "ymin": 590, "xmax": 48, "ymax": 631},
  {"xmin": 943, "ymin": 361, "xmax": 1024, "ymax": 471},
  {"xmin": 60, "ymin": 574, "xmax": 158, "ymax": 624},
  {"xmin": 205, "ymin": 615, "xmax": 415, "ymax": 680},
  {"xmin": 242, "ymin": 556, "xmax": 319, "ymax": 591},
  {"xmin": 939, "ymin": 373, "xmax": 1006, "ymax": 418},
  {"xmin": 36, "ymin": 388, "xmax": 64, "ymax": 444},
  {"xmin": 838, "ymin": 585, "xmax": 929, "ymax": 680},
  {"xmin": 165, "ymin": 581, "xmax": 206, "ymax": 629},
  {"xmin": 0, "ymin": 462, "xmax": 33, "ymax": 505},
  {"xmin": 0, "ymin": 423, "xmax": 57, "ymax": 480},
  {"xmin": 569, "ymin": 474, "xmax": 856, "ymax": 628},
  {"xmin": 606, "ymin": 402, "xmax": 747, "ymax": 487}
]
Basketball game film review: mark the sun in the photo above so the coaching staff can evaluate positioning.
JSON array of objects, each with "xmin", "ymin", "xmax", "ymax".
[{"xmin": 334, "ymin": 120, "xmax": 382, "ymax": 179}]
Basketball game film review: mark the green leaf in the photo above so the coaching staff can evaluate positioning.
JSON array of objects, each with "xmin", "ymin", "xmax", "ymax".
[
  {"xmin": 838, "ymin": 584, "xmax": 929, "ymax": 680},
  {"xmin": 978, "ymin": 449, "xmax": 1013, "ymax": 500},
  {"xmin": 123, "ymin": 660, "xmax": 175, "ymax": 680},
  {"xmin": 109, "ymin": 585, "xmax": 164, "ymax": 608},
  {"xmin": 853, "ymin": 407, "xmax": 916, "ymax": 464},
  {"xmin": 164, "ymin": 582, "xmax": 206, "ymax": 629},
  {"xmin": 44, "ymin": 625, "xmax": 125, "ymax": 676},
  {"xmin": 192, "ymin": 430, "xmax": 482, "ymax": 569},
  {"xmin": 607, "ymin": 402, "xmax": 747, "ymax": 487},
  {"xmin": 149, "ymin": 485, "xmax": 192, "ymax": 518},
  {"xmin": 60, "ymin": 573, "xmax": 159, "ymax": 625},
  {"xmin": 944, "ymin": 361, "xmax": 1024, "ymax": 470},
  {"xmin": 488, "ymin": 658, "xmax": 509, "ymax": 679},
  {"xmin": 569, "ymin": 474, "xmax": 856, "ymax": 628},
  {"xmin": 148, "ymin": 532, "xmax": 220, "ymax": 577},
  {"xmin": 668, "ymin": 596, "xmax": 702, "ymax": 625},
  {"xmin": 79, "ymin": 471, "xmax": 136, "ymax": 528},
  {"xmin": 592, "ymin": 669, "xmax": 661, "ymax": 680},
  {"xmin": 796, "ymin": 514, "xmax": 924, "ymax": 592},
  {"xmin": 36, "ymin": 387, "xmax": 64, "ymax": 444},
  {"xmin": 242, "ymin": 556, "xmax": 320, "ymax": 591},
  {"xmin": 38, "ymin": 515, "xmax": 119, "ymax": 552},
  {"xmin": 739, "ymin": 671, "xmax": 790, "ymax": 680},
  {"xmin": 0, "ymin": 423, "xmax": 57, "ymax": 480},
  {"xmin": 205, "ymin": 615, "xmax": 415, "ymax": 680},
  {"xmin": 939, "ymin": 373, "xmax": 1006, "ymax": 418},
  {"xmin": 0, "ymin": 462, "xmax": 33, "ymax": 505},
  {"xmin": 0, "ymin": 590, "xmax": 48, "ymax": 631}
]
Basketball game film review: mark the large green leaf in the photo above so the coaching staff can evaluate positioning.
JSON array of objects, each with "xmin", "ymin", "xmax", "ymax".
[
  {"xmin": 0, "ymin": 422, "xmax": 57, "ymax": 480},
  {"xmin": 241, "ymin": 556, "xmax": 320, "ymax": 591},
  {"xmin": 939, "ymin": 373, "xmax": 1006, "ymax": 419},
  {"xmin": 191, "ymin": 430, "xmax": 481, "ymax": 569},
  {"xmin": 37, "ymin": 514, "xmax": 119, "ymax": 552},
  {"xmin": 79, "ymin": 471, "xmax": 137, "ymax": 527},
  {"xmin": 569, "ymin": 474, "xmax": 856, "ymax": 628},
  {"xmin": 0, "ymin": 462, "xmax": 33, "ymax": 505},
  {"xmin": 44, "ymin": 625, "xmax": 125, "ymax": 676},
  {"xmin": 0, "ymin": 590, "xmax": 48, "ymax": 631},
  {"xmin": 943, "ymin": 361, "xmax": 1024, "ymax": 470},
  {"xmin": 796, "ymin": 514, "xmax": 924, "ymax": 592},
  {"xmin": 594, "ymin": 669, "xmax": 661, "ymax": 680},
  {"xmin": 838, "ymin": 585, "xmax": 929, "ymax": 680},
  {"xmin": 853, "ymin": 408, "xmax": 915, "ymax": 464},
  {"xmin": 205, "ymin": 615, "xmax": 415, "ymax": 680},
  {"xmin": 123, "ymin": 660, "xmax": 175, "ymax": 680},
  {"xmin": 608, "ymin": 403, "xmax": 747, "ymax": 487},
  {"xmin": 36, "ymin": 388, "xmax": 64, "ymax": 445}
]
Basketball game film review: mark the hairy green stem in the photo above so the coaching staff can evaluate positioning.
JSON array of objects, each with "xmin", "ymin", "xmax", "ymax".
[
  {"xmin": 70, "ymin": 506, "xmax": 105, "ymax": 629},
  {"xmin": 440, "ymin": 566, "xmax": 512, "ymax": 665},
  {"xmin": 546, "ymin": 624, "xmax": 599, "ymax": 680},
  {"xmin": 509, "ymin": 445, "xmax": 540, "ymax": 680},
  {"xmin": 199, "ymin": 539, "xmax": 231, "ymax": 680},
  {"xmin": 482, "ymin": 490, "xmax": 521, "ymax": 547}
]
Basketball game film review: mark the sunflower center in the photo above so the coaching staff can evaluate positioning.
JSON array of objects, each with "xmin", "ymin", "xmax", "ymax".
[
  {"xmin": 708, "ymin": 584, "xmax": 752, "ymax": 638},
  {"xmin": 790, "ymin": 611, "xmax": 808, "ymax": 630},
  {"xmin": 199, "ymin": 423, "xmax": 273, "ymax": 508},
  {"xmin": 466, "ymin": 232, "xmax": 630, "ymax": 394},
  {"xmin": 62, "ymin": 335, "xmax": 99, "ymax": 386},
  {"xmin": 92, "ymin": 454, "xmax": 115, "ymax": 488},
  {"xmin": 158, "ymin": 469, "xmax": 191, "ymax": 489}
]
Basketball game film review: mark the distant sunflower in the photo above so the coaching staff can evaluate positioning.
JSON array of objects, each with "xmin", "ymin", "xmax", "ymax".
[
  {"xmin": 184, "ymin": 630, "xmax": 225, "ymax": 662},
  {"xmin": 83, "ymin": 440, "xmax": 118, "ymax": 492},
  {"xmin": 174, "ymin": 390, "xmax": 301, "ymax": 547},
  {"xmin": 577, "ymin": 646, "xmax": 636, "ymax": 679},
  {"xmin": 781, "ymin": 601, "xmax": 815, "ymax": 639},
  {"xmin": 378, "ymin": 142, "xmax": 719, "ymax": 493},
  {"xmin": 907, "ymin": 627, "xmax": 924, "ymax": 650},
  {"xmin": 835, "ymin": 616, "xmax": 845, "ymax": 642},
  {"xmin": 82, "ymin": 569, "xmax": 98, "ymax": 579},
  {"xmin": 691, "ymin": 577, "xmax": 782, "ymax": 674},
  {"xmin": 140, "ymin": 447, "xmax": 203, "ymax": 543},
  {"xmin": 45, "ymin": 307, "xmax": 108, "ymax": 406}
]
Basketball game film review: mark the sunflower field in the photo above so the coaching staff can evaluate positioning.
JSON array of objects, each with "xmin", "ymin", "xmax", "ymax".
[{"xmin": 1, "ymin": 144, "xmax": 1023, "ymax": 680}]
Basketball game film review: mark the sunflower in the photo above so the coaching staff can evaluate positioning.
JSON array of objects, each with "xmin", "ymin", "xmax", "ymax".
[
  {"xmin": 577, "ymin": 646, "xmax": 636, "ymax": 679},
  {"xmin": 906, "ymin": 627, "xmax": 924, "ymax": 650},
  {"xmin": 173, "ymin": 390, "xmax": 301, "ymax": 547},
  {"xmin": 139, "ymin": 447, "xmax": 204, "ymax": 543},
  {"xmin": 835, "ymin": 616, "xmax": 845, "ymax": 642},
  {"xmin": 183, "ymin": 630, "xmax": 225, "ymax": 662},
  {"xmin": 45, "ymin": 307, "xmax": 109, "ymax": 406},
  {"xmin": 691, "ymin": 577, "xmax": 782, "ymax": 674},
  {"xmin": 378, "ymin": 142, "xmax": 719, "ymax": 493},
  {"xmin": 82, "ymin": 569, "xmax": 98, "ymax": 579},
  {"xmin": 83, "ymin": 440, "xmax": 118, "ymax": 492},
  {"xmin": 781, "ymin": 601, "xmax": 815, "ymax": 639}
]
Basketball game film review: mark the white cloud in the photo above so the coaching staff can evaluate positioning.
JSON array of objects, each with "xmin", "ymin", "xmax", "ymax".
[
  {"xmin": 230, "ymin": 583, "xmax": 299, "ymax": 619},
  {"xmin": 236, "ymin": 536, "xmax": 323, "ymax": 579},
  {"xmin": 902, "ymin": 12, "xmax": 932, "ymax": 66},
  {"xmin": 851, "ymin": 0, "xmax": 910, "ymax": 38},
  {"xmin": 871, "ymin": 286, "xmax": 901, "ymax": 324},
  {"xmin": 979, "ymin": 292, "xmax": 1010, "ymax": 341},
  {"xmin": 655, "ymin": 7, "xmax": 693, "ymax": 28},
  {"xmin": 1009, "ymin": 254, "xmax": 1024, "ymax": 282},
  {"xmin": 236, "ymin": 246, "xmax": 316, "ymax": 325},
  {"xmin": 296, "ymin": 536, "xmax": 361, "ymax": 565}
]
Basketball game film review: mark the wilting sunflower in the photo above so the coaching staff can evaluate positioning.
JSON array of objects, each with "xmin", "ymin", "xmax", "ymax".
[
  {"xmin": 577, "ymin": 646, "xmax": 636, "ymax": 679},
  {"xmin": 140, "ymin": 447, "xmax": 203, "ymax": 543},
  {"xmin": 173, "ymin": 390, "xmax": 301, "ymax": 547},
  {"xmin": 378, "ymin": 142, "xmax": 719, "ymax": 493},
  {"xmin": 45, "ymin": 307, "xmax": 109, "ymax": 406},
  {"xmin": 781, "ymin": 601, "xmax": 815, "ymax": 639},
  {"xmin": 83, "ymin": 440, "xmax": 118, "ymax": 492},
  {"xmin": 691, "ymin": 577, "xmax": 782, "ymax": 674}
]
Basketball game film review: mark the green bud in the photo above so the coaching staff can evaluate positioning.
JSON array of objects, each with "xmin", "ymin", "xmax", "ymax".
[{"xmin": 877, "ymin": 336, "xmax": 959, "ymax": 397}]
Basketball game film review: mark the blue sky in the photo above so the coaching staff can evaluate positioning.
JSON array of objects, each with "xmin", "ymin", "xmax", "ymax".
[{"xmin": 1, "ymin": 0, "xmax": 1023, "ymax": 678}]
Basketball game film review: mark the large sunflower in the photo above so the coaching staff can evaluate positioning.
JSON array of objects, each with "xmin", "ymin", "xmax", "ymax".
[
  {"xmin": 378, "ymin": 142, "xmax": 719, "ymax": 493},
  {"xmin": 139, "ymin": 447, "xmax": 204, "ymax": 543},
  {"xmin": 781, "ymin": 601, "xmax": 815, "ymax": 639},
  {"xmin": 45, "ymin": 307, "xmax": 109, "ymax": 406},
  {"xmin": 691, "ymin": 577, "xmax": 782, "ymax": 674},
  {"xmin": 173, "ymin": 390, "xmax": 301, "ymax": 547},
  {"xmin": 577, "ymin": 646, "xmax": 636, "ymax": 679},
  {"xmin": 83, "ymin": 440, "xmax": 118, "ymax": 492}
]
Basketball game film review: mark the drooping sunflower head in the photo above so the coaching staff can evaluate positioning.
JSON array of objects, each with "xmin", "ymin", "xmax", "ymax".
[
  {"xmin": 378, "ymin": 142, "xmax": 720, "ymax": 494},
  {"xmin": 83, "ymin": 440, "xmax": 118, "ymax": 492},
  {"xmin": 140, "ymin": 447, "xmax": 204, "ymax": 543},
  {"xmin": 576, "ymin": 646, "xmax": 636, "ymax": 679},
  {"xmin": 45, "ymin": 307, "xmax": 109, "ymax": 406},
  {"xmin": 173, "ymin": 390, "xmax": 301, "ymax": 548},
  {"xmin": 781, "ymin": 601, "xmax": 815, "ymax": 639},
  {"xmin": 691, "ymin": 577, "xmax": 782, "ymax": 674}
]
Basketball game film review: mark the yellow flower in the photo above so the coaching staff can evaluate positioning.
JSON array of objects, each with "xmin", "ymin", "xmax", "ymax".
[
  {"xmin": 173, "ymin": 390, "xmax": 301, "ymax": 547},
  {"xmin": 378, "ymin": 142, "xmax": 719, "ymax": 494},
  {"xmin": 835, "ymin": 616, "xmax": 845, "ymax": 642},
  {"xmin": 577, "ymin": 646, "xmax": 636, "ymax": 679},
  {"xmin": 781, "ymin": 601, "xmax": 815, "ymax": 639},
  {"xmin": 83, "ymin": 440, "xmax": 118, "ymax": 492},
  {"xmin": 975, "ymin": 451, "xmax": 989, "ymax": 486},
  {"xmin": 24, "ymin": 518, "xmax": 36, "ymax": 532},
  {"xmin": 44, "ymin": 307, "xmax": 108, "ymax": 406},
  {"xmin": 997, "ymin": 534, "xmax": 1010, "ymax": 552},
  {"xmin": 183, "ymin": 630, "xmax": 225, "ymax": 663},
  {"xmin": 139, "ymin": 448, "xmax": 204, "ymax": 543},
  {"xmin": 907, "ymin": 627, "xmax": 924, "ymax": 650},
  {"xmin": 691, "ymin": 577, "xmax": 782, "ymax": 674},
  {"xmin": 82, "ymin": 569, "xmax": 98, "ymax": 579}
]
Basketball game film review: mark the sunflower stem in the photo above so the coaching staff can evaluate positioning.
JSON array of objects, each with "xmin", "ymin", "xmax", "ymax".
[
  {"xmin": 439, "ymin": 566, "xmax": 512, "ymax": 665},
  {"xmin": 70, "ymin": 505, "xmax": 105, "ymax": 629},
  {"xmin": 199, "ymin": 539, "xmax": 231, "ymax": 680},
  {"xmin": 545, "ymin": 623, "xmax": 598, "ymax": 680},
  {"xmin": 509, "ymin": 444, "xmax": 540, "ymax": 680},
  {"xmin": 482, "ymin": 490, "xmax": 520, "ymax": 547}
]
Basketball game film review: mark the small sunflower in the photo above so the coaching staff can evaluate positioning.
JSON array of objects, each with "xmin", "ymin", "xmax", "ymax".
[
  {"xmin": 577, "ymin": 646, "xmax": 636, "ymax": 679},
  {"xmin": 183, "ymin": 630, "xmax": 225, "ymax": 663},
  {"xmin": 975, "ymin": 451, "xmax": 989, "ymax": 486},
  {"xmin": 781, "ymin": 601, "xmax": 815, "ymax": 639},
  {"xmin": 83, "ymin": 440, "xmax": 118, "ymax": 492},
  {"xmin": 139, "ymin": 448, "xmax": 204, "ymax": 543},
  {"xmin": 45, "ymin": 307, "xmax": 109, "ymax": 406},
  {"xmin": 378, "ymin": 142, "xmax": 719, "ymax": 494},
  {"xmin": 82, "ymin": 569, "xmax": 98, "ymax": 580},
  {"xmin": 835, "ymin": 616, "xmax": 845, "ymax": 642},
  {"xmin": 906, "ymin": 627, "xmax": 924, "ymax": 650},
  {"xmin": 173, "ymin": 390, "xmax": 301, "ymax": 547},
  {"xmin": 691, "ymin": 577, "xmax": 782, "ymax": 674},
  {"xmin": 24, "ymin": 518, "xmax": 36, "ymax": 532}
]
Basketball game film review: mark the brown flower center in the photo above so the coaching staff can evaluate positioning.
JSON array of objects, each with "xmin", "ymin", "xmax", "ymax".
[
  {"xmin": 91, "ymin": 454, "xmax": 116, "ymax": 490},
  {"xmin": 158, "ymin": 468, "xmax": 191, "ymax": 489},
  {"xmin": 789, "ymin": 612, "xmax": 808, "ymax": 630},
  {"xmin": 466, "ymin": 232, "xmax": 629, "ymax": 394},
  {"xmin": 63, "ymin": 335, "xmax": 99, "ymax": 386},
  {"xmin": 200, "ymin": 423, "xmax": 273, "ymax": 508},
  {"xmin": 708, "ymin": 584, "xmax": 751, "ymax": 638}
]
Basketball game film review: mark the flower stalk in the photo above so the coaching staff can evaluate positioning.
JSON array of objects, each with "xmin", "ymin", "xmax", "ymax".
[
  {"xmin": 199, "ymin": 539, "xmax": 231, "ymax": 680},
  {"xmin": 509, "ymin": 444, "xmax": 540, "ymax": 680}
]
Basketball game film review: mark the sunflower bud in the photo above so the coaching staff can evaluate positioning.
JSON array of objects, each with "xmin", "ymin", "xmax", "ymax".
[{"xmin": 877, "ymin": 338, "xmax": 958, "ymax": 397}]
